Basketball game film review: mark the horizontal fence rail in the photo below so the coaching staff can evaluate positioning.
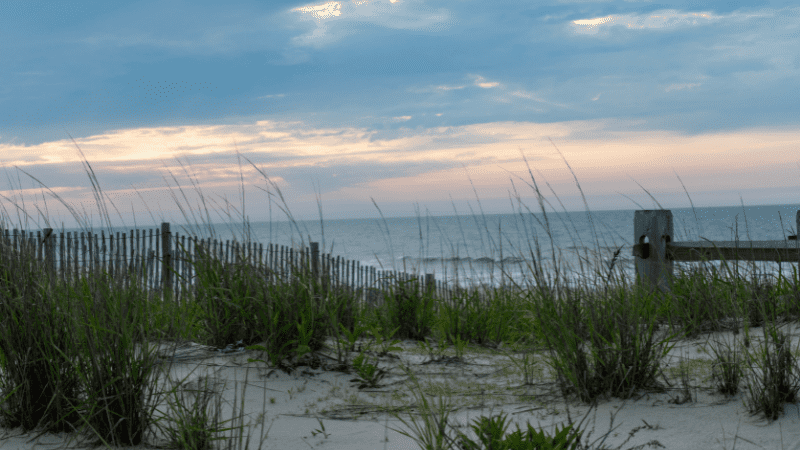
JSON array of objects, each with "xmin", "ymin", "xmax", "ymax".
[
  {"xmin": 0, "ymin": 222, "xmax": 485, "ymax": 309},
  {"xmin": 632, "ymin": 209, "xmax": 800, "ymax": 294}
]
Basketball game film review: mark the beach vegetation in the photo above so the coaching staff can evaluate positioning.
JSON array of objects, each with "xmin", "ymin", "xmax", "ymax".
[{"xmin": 0, "ymin": 137, "xmax": 796, "ymax": 448}]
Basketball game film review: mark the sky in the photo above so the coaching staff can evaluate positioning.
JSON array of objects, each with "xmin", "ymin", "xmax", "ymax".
[{"xmin": 2, "ymin": 0, "xmax": 800, "ymax": 232}]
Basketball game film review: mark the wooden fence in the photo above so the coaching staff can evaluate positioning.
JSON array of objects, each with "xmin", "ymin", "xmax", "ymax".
[
  {"xmin": 632, "ymin": 209, "xmax": 800, "ymax": 295},
  {"xmin": 0, "ymin": 222, "xmax": 476, "ymax": 307}
]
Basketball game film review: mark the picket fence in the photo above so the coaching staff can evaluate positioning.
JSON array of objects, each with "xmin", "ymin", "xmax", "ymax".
[{"xmin": 0, "ymin": 222, "xmax": 479, "ymax": 307}]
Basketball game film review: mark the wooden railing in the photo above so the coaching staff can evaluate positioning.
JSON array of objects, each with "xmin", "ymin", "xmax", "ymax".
[
  {"xmin": 0, "ymin": 222, "xmax": 472, "ymax": 306},
  {"xmin": 631, "ymin": 209, "xmax": 800, "ymax": 294}
]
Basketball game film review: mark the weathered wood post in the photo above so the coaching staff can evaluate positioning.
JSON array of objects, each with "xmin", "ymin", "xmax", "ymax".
[
  {"xmin": 308, "ymin": 242, "xmax": 325, "ymax": 298},
  {"xmin": 633, "ymin": 210, "xmax": 675, "ymax": 297},
  {"xmin": 310, "ymin": 242, "xmax": 320, "ymax": 286},
  {"xmin": 424, "ymin": 273, "xmax": 437, "ymax": 312},
  {"xmin": 424, "ymin": 273, "xmax": 435, "ymax": 298},
  {"xmin": 42, "ymin": 228, "xmax": 55, "ymax": 292},
  {"xmin": 161, "ymin": 222, "xmax": 172, "ymax": 303}
]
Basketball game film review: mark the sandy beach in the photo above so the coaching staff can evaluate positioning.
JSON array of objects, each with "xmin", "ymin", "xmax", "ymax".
[{"xmin": 0, "ymin": 319, "xmax": 798, "ymax": 450}]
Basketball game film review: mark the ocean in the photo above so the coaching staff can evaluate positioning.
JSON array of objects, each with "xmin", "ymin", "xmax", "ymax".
[{"xmin": 9, "ymin": 203, "xmax": 800, "ymax": 295}]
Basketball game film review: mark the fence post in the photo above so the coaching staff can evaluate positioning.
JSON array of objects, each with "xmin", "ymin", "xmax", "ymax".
[
  {"xmin": 424, "ymin": 273, "xmax": 435, "ymax": 298},
  {"xmin": 634, "ymin": 210, "xmax": 674, "ymax": 297},
  {"xmin": 161, "ymin": 222, "xmax": 172, "ymax": 303},
  {"xmin": 424, "ymin": 273, "xmax": 436, "ymax": 312},
  {"xmin": 42, "ymin": 228, "xmax": 55, "ymax": 291},
  {"xmin": 311, "ymin": 242, "xmax": 319, "ymax": 284}
]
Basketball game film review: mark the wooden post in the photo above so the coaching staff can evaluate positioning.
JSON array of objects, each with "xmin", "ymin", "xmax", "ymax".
[
  {"xmin": 42, "ymin": 228, "xmax": 55, "ymax": 291},
  {"xmin": 634, "ymin": 210, "xmax": 674, "ymax": 296},
  {"xmin": 311, "ymin": 242, "xmax": 319, "ymax": 284},
  {"xmin": 424, "ymin": 273, "xmax": 436, "ymax": 312},
  {"xmin": 424, "ymin": 273, "xmax": 435, "ymax": 298},
  {"xmin": 161, "ymin": 222, "xmax": 172, "ymax": 303}
]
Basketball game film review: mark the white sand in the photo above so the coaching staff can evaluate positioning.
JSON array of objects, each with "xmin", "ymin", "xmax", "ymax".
[{"xmin": 2, "ymin": 323, "xmax": 800, "ymax": 449}]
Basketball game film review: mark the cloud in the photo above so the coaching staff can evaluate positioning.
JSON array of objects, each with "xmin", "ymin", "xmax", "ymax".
[
  {"xmin": 571, "ymin": 9, "xmax": 725, "ymax": 35},
  {"xmin": 289, "ymin": 0, "xmax": 455, "ymax": 48}
]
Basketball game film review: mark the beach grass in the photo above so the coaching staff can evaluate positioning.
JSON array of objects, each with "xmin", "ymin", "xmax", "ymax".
[{"xmin": 0, "ymin": 135, "xmax": 798, "ymax": 448}]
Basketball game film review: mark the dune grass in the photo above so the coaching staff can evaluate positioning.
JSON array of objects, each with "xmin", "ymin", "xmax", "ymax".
[{"xmin": 0, "ymin": 136, "xmax": 797, "ymax": 449}]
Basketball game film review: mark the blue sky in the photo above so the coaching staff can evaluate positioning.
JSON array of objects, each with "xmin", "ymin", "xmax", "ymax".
[{"xmin": 2, "ymin": 0, "xmax": 800, "ymax": 231}]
